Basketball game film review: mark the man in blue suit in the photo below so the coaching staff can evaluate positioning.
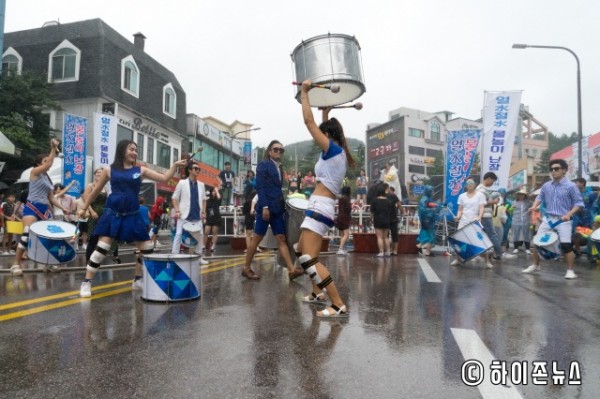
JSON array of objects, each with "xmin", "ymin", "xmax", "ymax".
[{"xmin": 242, "ymin": 140, "xmax": 303, "ymax": 280}]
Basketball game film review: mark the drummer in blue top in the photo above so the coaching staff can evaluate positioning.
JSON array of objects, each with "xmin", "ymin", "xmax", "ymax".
[
  {"xmin": 523, "ymin": 159, "xmax": 584, "ymax": 279},
  {"xmin": 77, "ymin": 140, "xmax": 187, "ymax": 297}
]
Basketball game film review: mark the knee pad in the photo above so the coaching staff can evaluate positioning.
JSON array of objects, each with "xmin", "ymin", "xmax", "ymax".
[
  {"xmin": 298, "ymin": 254, "xmax": 333, "ymax": 290},
  {"xmin": 560, "ymin": 242, "xmax": 573, "ymax": 254},
  {"xmin": 87, "ymin": 241, "xmax": 111, "ymax": 272},
  {"xmin": 18, "ymin": 227, "xmax": 30, "ymax": 250}
]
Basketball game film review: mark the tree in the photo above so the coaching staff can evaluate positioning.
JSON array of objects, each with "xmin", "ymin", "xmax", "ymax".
[{"xmin": 0, "ymin": 71, "xmax": 61, "ymax": 168}]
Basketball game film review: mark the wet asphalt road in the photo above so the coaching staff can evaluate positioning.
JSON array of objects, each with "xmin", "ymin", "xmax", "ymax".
[{"xmin": 0, "ymin": 240, "xmax": 599, "ymax": 399}]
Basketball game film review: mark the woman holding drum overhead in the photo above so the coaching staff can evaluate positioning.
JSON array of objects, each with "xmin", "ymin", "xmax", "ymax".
[
  {"xmin": 450, "ymin": 179, "xmax": 492, "ymax": 268},
  {"xmin": 296, "ymin": 79, "xmax": 356, "ymax": 318},
  {"xmin": 10, "ymin": 138, "xmax": 70, "ymax": 276},
  {"xmin": 77, "ymin": 140, "xmax": 186, "ymax": 298}
]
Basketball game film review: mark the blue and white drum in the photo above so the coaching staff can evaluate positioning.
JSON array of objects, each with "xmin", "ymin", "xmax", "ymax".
[
  {"xmin": 533, "ymin": 231, "xmax": 561, "ymax": 260},
  {"xmin": 181, "ymin": 222, "xmax": 202, "ymax": 248},
  {"xmin": 28, "ymin": 221, "xmax": 77, "ymax": 264},
  {"xmin": 448, "ymin": 221, "xmax": 493, "ymax": 262},
  {"xmin": 142, "ymin": 254, "xmax": 201, "ymax": 301}
]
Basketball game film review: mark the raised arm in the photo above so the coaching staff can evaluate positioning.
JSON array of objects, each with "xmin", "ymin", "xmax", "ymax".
[
  {"xmin": 31, "ymin": 138, "xmax": 60, "ymax": 179},
  {"xmin": 301, "ymin": 80, "xmax": 329, "ymax": 152},
  {"xmin": 143, "ymin": 159, "xmax": 187, "ymax": 183}
]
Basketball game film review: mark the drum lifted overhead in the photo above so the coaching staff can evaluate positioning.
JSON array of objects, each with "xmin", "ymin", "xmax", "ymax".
[{"xmin": 291, "ymin": 33, "xmax": 365, "ymax": 107}]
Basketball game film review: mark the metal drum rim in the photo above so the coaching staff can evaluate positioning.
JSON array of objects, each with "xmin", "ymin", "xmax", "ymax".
[{"xmin": 291, "ymin": 33, "xmax": 361, "ymax": 56}]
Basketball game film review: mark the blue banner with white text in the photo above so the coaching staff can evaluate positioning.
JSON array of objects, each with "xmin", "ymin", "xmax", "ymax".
[
  {"xmin": 63, "ymin": 114, "xmax": 87, "ymax": 198},
  {"xmin": 444, "ymin": 129, "xmax": 481, "ymax": 216}
]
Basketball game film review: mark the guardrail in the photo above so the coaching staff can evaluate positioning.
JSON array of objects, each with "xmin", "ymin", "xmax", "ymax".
[{"xmin": 217, "ymin": 204, "xmax": 421, "ymax": 239}]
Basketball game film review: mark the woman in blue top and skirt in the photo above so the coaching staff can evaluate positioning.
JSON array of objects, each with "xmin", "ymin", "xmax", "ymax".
[
  {"xmin": 295, "ymin": 80, "xmax": 356, "ymax": 318},
  {"xmin": 77, "ymin": 140, "xmax": 186, "ymax": 297}
]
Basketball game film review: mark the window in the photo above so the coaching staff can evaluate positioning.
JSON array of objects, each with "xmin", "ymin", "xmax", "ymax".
[
  {"xmin": 2, "ymin": 48, "xmax": 22, "ymax": 77},
  {"xmin": 430, "ymin": 120, "xmax": 441, "ymax": 141},
  {"xmin": 163, "ymin": 83, "xmax": 176, "ymax": 118},
  {"xmin": 48, "ymin": 40, "xmax": 80, "ymax": 82},
  {"xmin": 116, "ymin": 125, "xmax": 133, "ymax": 143},
  {"xmin": 121, "ymin": 56, "xmax": 140, "ymax": 97},
  {"xmin": 157, "ymin": 142, "xmax": 171, "ymax": 168},
  {"xmin": 426, "ymin": 148, "xmax": 441, "ymax": 157},
  {"xmin": 147, "ymin": 137, "xmax": 155, "ymax": 164},
  {"xmin": 173, "ymin": 147, "xmax": 179, "ymax": 163},
  {"xmin": 409, "ymin": 146, "xmax": 425, "ymax": 155},
  {"xmin": 136, "ymin": 133, "xmax": 145, "ymax": 163},
  {"xmin": 409, "ymin": 164, "xmax": 425, "ymax": 174},
  {"xmin": 408, "ymin": 128, "xmax": 423, "ymax": 138}
]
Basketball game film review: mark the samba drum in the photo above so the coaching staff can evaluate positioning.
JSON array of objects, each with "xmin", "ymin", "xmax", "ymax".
[
  {"xmin": 142, "ymin": 254, "xmax": 201, "ymax": 301},
  {"xmin": 291, "ymin": 33, "xmax": 365, "ymax": 107},
  {"xmin": 259, "ymin": 226, "xmax": 279, "ymax": 249},
  {"xmin": 590, "ymin": 228, "xmax": 600, "ymax": 260},
  {"xmin": 447, "ymin": 221, "xmax": 493, "ymax": 262},
  {"xmin": 532, "ymin": 231, "xmax": 561, "ymax": 260},
  {"xmin": 28, "ymin": 220, "xmax": 77, "ymax": 264},
  {"xmin": 181, "ymin": 222, "xmax": 202, "ymax": 248},
  {"xmin": 286, "ymin": 197, "xmax": 308, "ymax": 248}
]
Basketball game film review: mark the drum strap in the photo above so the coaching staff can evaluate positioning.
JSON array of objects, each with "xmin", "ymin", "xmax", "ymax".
[
  {"xmin": 26, "ymin": 202, "xmax": 50, "ymax": 220},
  {"xmin": 305, "ymin": 210, "xmax": 335, "ymax": 228}
]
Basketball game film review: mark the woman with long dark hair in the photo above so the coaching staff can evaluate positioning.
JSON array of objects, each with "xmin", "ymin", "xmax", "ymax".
[
  {"xmin": 295, "ymin": 79, "xmax": 356, "ymax": 318},
  {"xmin": 77, "ymin": 140, "xmax": 186, "ymax": 297},
  {"xmin": 10, "ymin": 138, "xmax": 69, "ymax": 275}
]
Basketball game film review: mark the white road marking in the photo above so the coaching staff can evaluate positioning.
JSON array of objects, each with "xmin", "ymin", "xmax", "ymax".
[
  {"xmin": 451, "ymin": 328, "xmax": 523, "ymax": 399},
  {"xmin": 417, "ymin": 258, "xmax": 441, "ymax": 283}
]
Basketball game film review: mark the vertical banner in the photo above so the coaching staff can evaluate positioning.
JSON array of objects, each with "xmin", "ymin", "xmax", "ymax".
[
  {"xmin": 63, "ymin": 114, "xmax": 87, "ymax": 198},
  {"xmin": 444, "ymin": 129, "xmax": 481, "ymax": 215},
  {"xmin": 93, "ymin": 112, "xmax": 118, "ymax": 169},
  {"xmin": 243, "ymin": 141, "xmax": 252, "ymax": 165},
  {"xmin": 571, "ymin": 137, "xmax": 590, "ymax": 179},
  {"xmin": 482, "ymin": 91, "xmax": 522, "ymax": 190}
]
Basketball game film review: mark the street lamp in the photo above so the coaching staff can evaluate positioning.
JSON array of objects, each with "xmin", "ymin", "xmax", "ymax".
[
  {"xmin": 512, "ymin": 43, "xmax": 583, "ymax": 178},
  {"xmin": 229, "ymin": 127, "xmax": 261, "ymax": 139}
]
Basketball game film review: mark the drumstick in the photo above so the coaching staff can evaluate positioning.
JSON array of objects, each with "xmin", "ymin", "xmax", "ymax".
[
  {"xmin": 330, "ymin": 102, "xmax": 363, "ymax": 110},
  {"xmin": 292, "ymin": 81, "xmax": 341, "ymax": 93},
  {"xmin": 188, "ymin": 147, "xmax": 204, "ymax": 161},
  {"xmin": 71, "ymin": 221, "xmax": 80, "ymax": 244}
]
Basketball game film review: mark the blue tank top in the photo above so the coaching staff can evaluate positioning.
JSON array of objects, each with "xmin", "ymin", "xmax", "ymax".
[{"xmin": 105, "ymin": 167, "xmax": 142, "ymax": 214}]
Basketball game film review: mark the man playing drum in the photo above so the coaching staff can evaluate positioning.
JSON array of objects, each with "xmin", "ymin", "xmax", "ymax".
[
  {"xmin": 523, "ymin": 159, "xmax": 584, "ymax": 279},
  {"xmin": 171, "ymin": 161, "xmax": 208, "ymax": 265}
]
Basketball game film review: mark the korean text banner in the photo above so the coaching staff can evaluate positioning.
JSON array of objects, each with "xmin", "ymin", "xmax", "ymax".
[
  {"xmin": 482, "ymin": 91, "xmax": 522, "ymax": 190},
  {"xmin": 93, "ymin": 112, "xmax": 118, "ymax": 170},
  {"xmin": 62, "ymin": 114, "xmax": 87, "ymax": 198},
  {"xmin": 444, "ymin": 129, "xmax": 482, "ymax": 215}
]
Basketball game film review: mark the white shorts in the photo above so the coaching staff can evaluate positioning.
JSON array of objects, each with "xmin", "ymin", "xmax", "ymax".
[
  {"xmin": 536, "ymin": 216, "xmax": 572, "ymax": 243},
  {"xmin": 300, "ymin": 195, "xmax": 336, "ymax": 237}
]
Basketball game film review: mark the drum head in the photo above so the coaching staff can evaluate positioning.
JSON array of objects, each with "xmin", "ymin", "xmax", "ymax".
[
  {"xmin": 533, "ymin": 231, "xmax": 558, "ymax": 246},
  {"xmin": 591, "ymin": 228, "xmax": 600, "ymax": 242},
  {"xmin": 29, "ymin": 220, "xmax": 76, "ymax": 238},
  {"xmin": 183, "ymin": 222, "xmax": 202, "ymax": 233},
  {"xmin": 287, "ymin": 197, "xmax": 308, "ymax": 211}
]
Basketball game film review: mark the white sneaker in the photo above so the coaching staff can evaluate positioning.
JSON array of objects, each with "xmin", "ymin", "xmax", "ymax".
[
  {"xmin": 376, "ymin": 252, "xmax": 384, "ymax": 257},
  {"xmin": 336, "ymin": 249, "xmax": 346, "ymax": 255},
  {"xmin": 512, "ymin": 249, "xmax": 519, "ymax": 255},
  {"xmin": 502, "ymin": 253, "xmax": 517, "ymax": 260},
  {"xmin": 486, "ymin": 262, "xmax": 494, "ymax": 269},
  {"xmin": 200, "ymin": 258, "xmax": 209, "ymax": 265},
  {"xmin": 132, "ymin": 279, "xmax": 143, "ymax": 290},
  {"xmin": 80, "ymin": 281, "xmax": 92, "ymax": 297},
  {"xmin": 525, "ymin": 249, "xmax": 532, "ymax": 255},
  {"xmin": 450, "ymin": 259, "xmax": 461, "ymax": 266},
  {"xmin": 9, "ymin": 250, "xmax": 15, "ymax": 254},
  {"xmin": 522, "ymin": 264, "xmax": 540, "ymax": 274},
  {"xmin": 10, "ymin": 265, "xmax": 23, "ymax": 276},
  {"xmin": 2, "ymin": 251, "xmax": 9, "ymax": 255},
  {"xmin": 565, "ymin": 270, "xmax": 577, "ymax": 279},
  {"xmin": 155, "ymin": 241, "xmax": 163, "ymax": 247}
]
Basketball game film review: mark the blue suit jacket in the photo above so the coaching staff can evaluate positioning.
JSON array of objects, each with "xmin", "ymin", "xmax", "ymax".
[{"xmin": 256, "ymin": 159, "xmax": 284, "ymax": 214}]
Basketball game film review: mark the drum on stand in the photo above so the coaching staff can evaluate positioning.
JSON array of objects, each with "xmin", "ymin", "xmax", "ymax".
[
  {"xmin": 142, "ymin": 254, "xmax": 201, "ymax": 301},
  {"xmin": 291, "ymin": 33, "xmax": 365, "ymax": 107},
  {"xmin": 533, "ymin": 231, "xmax": 561, "ymax": 260},
  {"xmin": 181, "ymin": 221, "xmax": 202, "ymax": 248},
  {"xmin": 447, "ymin": 221, "xmax": 493, "ymax": 262},
  {"xmin": 28, "ymin": 220, "xmax": 77, "ymax": 265}
]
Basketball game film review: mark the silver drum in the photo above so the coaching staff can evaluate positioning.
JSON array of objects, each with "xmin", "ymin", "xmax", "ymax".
[{"xmin": 291, "ymin": 33, "xmax": 365, "ymax": 107}]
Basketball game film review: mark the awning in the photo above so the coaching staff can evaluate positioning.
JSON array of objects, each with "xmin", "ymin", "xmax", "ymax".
[{"xmin": 0, "ymin": 131, "xmax": 16, "ymax": 155}]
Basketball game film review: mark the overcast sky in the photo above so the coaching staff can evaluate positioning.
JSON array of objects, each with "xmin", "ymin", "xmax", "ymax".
[{"xmin": 5, "ymin": 0, "xmax": 600, "ymax": 148}]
